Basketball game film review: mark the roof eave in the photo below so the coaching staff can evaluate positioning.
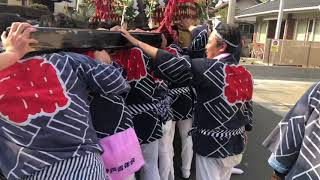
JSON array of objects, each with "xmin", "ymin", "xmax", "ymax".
[
  {"xmin": 236, "ymin": 6, "xmax": 320, "ymax": 19},
  {"xmin": 236, "ymin": 10, "xmax": 278, "ymax": 18}
]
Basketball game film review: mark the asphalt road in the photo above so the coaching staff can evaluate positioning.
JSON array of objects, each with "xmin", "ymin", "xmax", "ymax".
[{"xmin": 231, "ymin": 103, "xmax": 281, "ymax": 180}]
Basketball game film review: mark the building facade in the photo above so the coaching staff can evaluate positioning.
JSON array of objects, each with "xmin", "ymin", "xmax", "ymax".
[
  {"xmin": 236, "ymin": 0, "xmax": 320, "ymax": 66},
  {"xmin": 237, "ymin": 0, "xmax": 320, "ymax": 45}
]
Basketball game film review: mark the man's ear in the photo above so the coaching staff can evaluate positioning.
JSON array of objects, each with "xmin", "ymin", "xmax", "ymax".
[{"xmin": 218, "ymin": 42, "xmax": 227, "ymax": 53}]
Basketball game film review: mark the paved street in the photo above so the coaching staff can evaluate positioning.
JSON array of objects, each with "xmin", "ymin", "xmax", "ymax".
[{"xmin": 232, "ymin": 80, "xmax": 314, "ymax": 180}]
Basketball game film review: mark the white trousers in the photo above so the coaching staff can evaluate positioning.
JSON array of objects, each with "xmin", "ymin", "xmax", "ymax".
[
  {"xmin": 140, "ymin": 140, "xmax": 160, "ymax": 180},
  {"xmin": 196, "ymin": 154, "xmax": 243, "ymax": 180},
  {"xmin": 159, "ymin": 119, "xmax": 193, "ymax": 180},
  {"xmin": 124, "ymin": 174, "xmax": 136, "ymax": 180},
  {"xmin": 175, "ymin": 119, "xmax": 194, "ymax": 178},
  {"xmin": 159, "ymin": 120, "xmax": 175, "ymax": 180}
]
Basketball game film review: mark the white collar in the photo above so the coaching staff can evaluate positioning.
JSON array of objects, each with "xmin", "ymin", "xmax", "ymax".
[{"xmin": 213, "ymin": 53, "xmax": 230, "ymax": 61}]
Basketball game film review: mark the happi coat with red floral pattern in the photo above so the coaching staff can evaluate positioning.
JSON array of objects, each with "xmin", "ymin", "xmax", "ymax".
[{"xmin": 153, "ymin": 50, "xmax": 254, "ymax": 158}]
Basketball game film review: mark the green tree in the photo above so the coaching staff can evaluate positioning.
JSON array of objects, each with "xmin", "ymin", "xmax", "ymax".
[
  {"xmin": 216, "ymin": 7, "xmax": 228, "ymax": 23},
  {"xmin": 66, "ymin": 0, "xmax": 95, "ymax": 22},
  {"xmin": 196, "ymin": 0, "xmax": 219, "ymax": 22},
  {"xmin": 29, "ymin": 3, "xmax": 49, "ymax": 12}
]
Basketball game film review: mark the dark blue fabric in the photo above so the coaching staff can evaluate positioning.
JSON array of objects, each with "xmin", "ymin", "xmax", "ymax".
[
  {"xmin": 263, "ymin": 82, "xmax": 320, "ymax": 179},
  {"xmin": 90, "ymin": 93, "xmax": 134, "ymax": 139},
  {"xmin": 154, "ymin": 50, "xmax": 253, "ymax": 158},
  {"xmin": 167, "ymin": 26, "xmax": 208, "ymax": 122},
  {"xmin": 89, "ymin": 61, "xmax": 133, "ymax": 139},
  {"xmin": 0, "ymin": 52, "xmax": 130, "ymax": 179},
  {"xmin": 187, "ymin": 24, "xmax": 209, "ymax": 59},
  {"xmin": 122, "ymin": 49, "xmax": 171, "ymax": 144}
]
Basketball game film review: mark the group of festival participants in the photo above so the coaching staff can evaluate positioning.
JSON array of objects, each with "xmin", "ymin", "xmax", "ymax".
[{"xmin": 4, "ymin": 12, "xmax": 310, "ymax": 180}]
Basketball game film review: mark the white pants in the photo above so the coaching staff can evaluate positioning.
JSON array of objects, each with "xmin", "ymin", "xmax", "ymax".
[
  {"xmin": 196, "ymin": 154, "xmax": 243, "ymax": 180},
  {"xmin": 159, "ymin": 120, "xmax": 175, "ymax": 180},
  {"xmin": 175, "ymin": 119, "xmax": 194, "ymax": 178},
  {"xmin": 159, "ymin": 119, "xmax": 193, "ymax": 180},
  {"xmin": 140, "ymin": 140, "xmax": 160, "ymax": 180},
  {"xmin": 124, "ymin": 174, "xmax": 136, "ymax": 180}
]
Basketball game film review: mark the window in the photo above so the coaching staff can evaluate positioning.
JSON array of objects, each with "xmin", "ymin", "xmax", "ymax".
[
  {"xmin": 258, "ymin": 22, "xmax": 268, "ymax": 43},
  {"xmin": 314, "ymin": 19, "xmax": 320, "ymax": 42},
  {"xmin": 239, "ymin": 24, "xmax": 244, "ymax": 32},
  {"xmin": 295, "ymin": 19, "xmax": 320, "ymax": 42},
  {"xmin": 250, "ymin": 25, "xmax": 254, "ymax": 34},
  {"xmin": 244, "ymin": 25, "xmax": 249, "ymax": 33},
  {"xmin": 295, "ymin": 19, "xmax": 308, "ymax": 41},
  {"xmin": 0, "ymin": 0, "xmax": 8, "ymax": 3},
  {"xmin": 308, "ymin": 19, "xmax": 314, "ymax": 41}
]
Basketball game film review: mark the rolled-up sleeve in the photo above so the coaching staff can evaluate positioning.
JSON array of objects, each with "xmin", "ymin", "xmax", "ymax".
[
  {"xmin": 263, "ymin": 82, "xmax": 320, "ymax": 175},
  {"xmin": 268, "ymin": 153, "xmax": 290, "ymax": 174}
]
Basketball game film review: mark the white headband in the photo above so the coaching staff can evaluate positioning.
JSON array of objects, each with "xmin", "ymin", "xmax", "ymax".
[{"xmin": 213, "ymin": 21, "xmax": 239, "ymax": 48}]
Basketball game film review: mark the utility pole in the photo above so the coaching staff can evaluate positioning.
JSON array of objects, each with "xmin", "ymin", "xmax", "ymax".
[
  {"xmin": 76, "ymin": 0, "xmax": 83, "ymax": 11},
  {"xmin": 275, "ymin": 0, "xmax": 284, "ymax": 39},
  {"xmin": 227, "ymin": 0, "xmax": 236, "ymax": 24},
  {"xmin": 21, "ymin": 0, "xmax": 27, "ymax": 6}
]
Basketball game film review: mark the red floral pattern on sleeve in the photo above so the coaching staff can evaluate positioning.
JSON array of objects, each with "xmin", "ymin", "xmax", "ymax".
[
  {"xmin": 0, "ymin": 59, "xmax": 69, "ymax": 125},
  {"xmin": 224, "ymin": 65, "xmax": 253, "ymax": 104},
  {"xmin": 112, "ymin": 48, "xmax": 147, "ymax": 82}
]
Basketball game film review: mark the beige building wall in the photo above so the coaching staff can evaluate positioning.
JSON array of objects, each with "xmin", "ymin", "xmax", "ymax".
[
  {"xmin": 7, "ymin": 0, "xmax": 78, "ymax": 14},
  {"xmin": 54, "ymin": 0, "xmax": 76, "ymax": 14},
  {"xmin": 7, "ymin": 0, "xmax": 30, "ymax": 6}
]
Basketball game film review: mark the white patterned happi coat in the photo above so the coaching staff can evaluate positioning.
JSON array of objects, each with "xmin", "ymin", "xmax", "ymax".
[
  {"xmin": 153, "ymin": 49, "xmax": 254, "ymax": 158},
  {"xmin": 264, "ymin": 81, "xmax": 320, "ymax": 180},
  {"xmin": 0, "ymin": 52, "xmax": 130, "ymax": 179}
]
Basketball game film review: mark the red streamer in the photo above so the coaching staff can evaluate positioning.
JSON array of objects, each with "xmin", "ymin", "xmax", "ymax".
[
  {"xmin": 156, "ymin": 0, "xmax": 178, "ymax": 41},
  {"xmin": 95, "ymin": 0, "xmax": 111, "ymax": 21}
]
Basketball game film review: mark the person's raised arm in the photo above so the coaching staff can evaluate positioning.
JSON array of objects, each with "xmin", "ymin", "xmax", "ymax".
[
  {"xmin": 119, "ymin": 28, "xmax": 159, "ymax": 60},
  {"xmin": 0, "ymin": 22, "xmax": 38, "ymax": 71},
  {"xmin": 119, "ymin": 28, "xmax": 193, "ymax": 87}
]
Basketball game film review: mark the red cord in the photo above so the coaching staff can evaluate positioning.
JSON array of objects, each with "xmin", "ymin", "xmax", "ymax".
[
  {"xmin": 95, "ymin": 0, "xmax": 111, "ymax": 20},
  {"xmin": 156, "ymin": 0, "xmax": 178, "ymax": 41}
]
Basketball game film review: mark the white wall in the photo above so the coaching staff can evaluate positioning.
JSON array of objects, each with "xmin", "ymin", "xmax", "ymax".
[
  {"xmin": 54, "ymin": 0, "xmax": 76, "ymax": 14},
  {"xmin": 7, "ymin": 0, "xmax": 30, "ymax": 6},
  {"xmin": 7, "ymin": 0, "xmax": 21, "ymax": 5}
]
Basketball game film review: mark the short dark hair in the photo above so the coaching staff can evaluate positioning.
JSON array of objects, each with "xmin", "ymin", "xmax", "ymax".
[
  {"xmin": 162, "ymin": 26, "xmax": 179, "ymax": 45},
  {"xmin": 0, "ymin": 13, "xmax": 27, "ymax": 33},
  {"xmin": 214, "ymin": 22, "xmax": 242, "ymax": 61},
  {"xmin": 215, "ymin": 23, "xmax": 241, "ymax": 52}
]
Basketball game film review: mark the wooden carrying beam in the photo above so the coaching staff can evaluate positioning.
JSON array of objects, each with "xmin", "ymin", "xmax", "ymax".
[{"xmin": 6, "ymin": 27, "xmax": 162, "ymax": 57}]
